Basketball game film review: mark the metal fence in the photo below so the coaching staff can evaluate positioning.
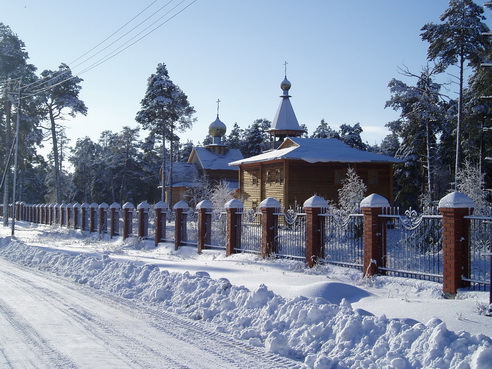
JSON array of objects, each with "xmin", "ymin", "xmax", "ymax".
[
  {"xmin": 466, "ymin": 212, "xmax": 492, "ymax": 291},
  {"xmin": 321, "ymin": 210, "xmax": 364, "ymax": 269},
  {"xmin": 208, "ymin": 211, "xmax": 226, "ymax": 249},
  {"xmin": 181, "ymin": 208, "xmax": 198, "ymax": 247},
  {"xmin": 274, "ymin": 209, "xmax": 306, "ymax": 259},
  {"xmin": 380, "ymin": 207, "xmax": 443, "ymax": 282},
  {"xmin": 238, "ymin": 209, "xmax": 262, "ymax": 254}
]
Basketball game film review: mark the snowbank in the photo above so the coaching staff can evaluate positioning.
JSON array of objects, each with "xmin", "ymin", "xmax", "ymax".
[{"xmin": 1, "ymin": 238, "xmax": 491, "ymax": 369}]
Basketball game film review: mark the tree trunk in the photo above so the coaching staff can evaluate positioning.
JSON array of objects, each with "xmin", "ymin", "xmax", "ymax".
[
  {"xmin": 455, "ymin": 52, "xmax": 465, "ymax": 188},
  {"xmin": 49, "ymin": 109, "xmax": 62, "ymax": 203},
  {"xmin": 168, "ymin": 132, "xmax": 174, "ymax": 208},
  {"xmin": 426, "ymin": 120, "xmax": 434, "ymax": 201},
  {"xmin": 161, "ymin": 127, "xmax": 166, "ymax": 203}
]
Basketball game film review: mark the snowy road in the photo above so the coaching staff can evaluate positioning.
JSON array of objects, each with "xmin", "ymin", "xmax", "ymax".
[{"xmin": 0, "ymin": 258, "xmax": 301, "ymax": 369}]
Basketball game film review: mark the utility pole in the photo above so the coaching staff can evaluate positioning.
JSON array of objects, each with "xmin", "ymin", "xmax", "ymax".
[
  {"xmin": 2, "ymin": 80, "xmax": 12, "ymax": 227},
  {"xmin": 9, "ymin": 81, "xmax": 21, "ymax": 236}
]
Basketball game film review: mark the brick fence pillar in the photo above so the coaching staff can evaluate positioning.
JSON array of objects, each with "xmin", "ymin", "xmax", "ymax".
[
  {"xmin": 361, "ymin": 194, "xmax": 390, "ymax": 277},
  {"xmin": 98, "ymin": 202, "xmax": 109, "ymax": 234},
  {"xmin": 60, "ymin": 203, "xmax": 67, "ymax": 227},
  {"xmin": 137, "ymin": 201, "xmax": 150, "ymax": 239},
  {"xmin": 49, "ymin": 204, "xmax": 55, "ymax": 225},
  {"xmin": 304, "ymin": 195, "xmax": 328, "ymax": 267},
  {"xmin": 89, "ymin": 203, "xmax": 98, "ymax": 233},
  {"xmin": 42, "ymin": 204, "xmax": 47, "ymax": 224},
  {"xmin": 196, "ymin": 200, "xmax": 213, "ymax": 253},
  {"xmin": 73, "ymin": 203, "xmax": 80, "ymax": 229},
  {"xmin": 66, "ymin": 203, "xmax": 72, "ymax": 228},
  {"xmin": 173, "ymin": 200, "xmax": 189, "ymax": 250},
  {"xmin": 438, "ymin": 192, "xmax": 474, "ymax": 296},
  {"xmin": 260, "ymin": 198, "xmax": 280, "ymax": 258},
  {"xmin": 225, "ymin": 199, "xmax": 243, "ymax": 256},
  {"xmin": 154, "ymin": 201, "xmax": 168, "ymax": 246},
  {"xmin": 16, "ymin": 202, "xmax": 22, "ymax": 221},
  {"xmin": 54, "ymin": 203, "xmax": 61, "ymax": 225},
  {"xmin": 122, "ymin": 202, "xmax": 134, "ymax": 240},
  {"xmin": 80, "ymin": 203, "xmax": 89, "ymax": 231},
  {"xmin": 109, "ymin": 202, "xmax": 120, "ymax": 238}
]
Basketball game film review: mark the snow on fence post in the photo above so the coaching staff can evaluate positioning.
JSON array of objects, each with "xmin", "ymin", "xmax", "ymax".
[
  {"xmin": 89, "ymin": 203, "xmax": 98, "ymax": 233},
  {"xmin": 98, "ymin": 202, "xmax": 109, "ymax": 234},
  {"xmin": 109, "ymin": 202, "xmax": 120, "ymax": 238},
  {"xmin": 154, "ymin": 201, "xmax": 168, "ymax": 246},
  {"xmin": 225, "ymin": 199, "xmax": 243, "ymax": 256},
  {"xmin": 438, "ymin": 192, "xmax": 474, "ymax": 297},
  {"xmin": 173, "ymin": 201, "xmax": 189, "ymax": 250},
  {"xmin": 81, "ymin": 203, "xmax": 89, "ymax": 231},
  {"xmin": 304, "ymin": 195, "xmax": 328, "ymax": 268},
  {"xmin": 122, "ymin": 202, "xmax": 134, "ymax": 240},
  {"xmin": 137, "ymin": 201, "xmax": 150, "ymax": 239},
  {"xmin": 196, "ymin": 200, "xmax": 213, "ymax": 253},
  {"xmin": 260, "ymin": 198, "xmax": 281, "ymax": 258},
  {"xmin": 360, "ymin": 194, "xmax": 390, "ymax": 277},
  {"xmin": 73, "ymin": 203, "xmax": 80, "ymax": 229}
]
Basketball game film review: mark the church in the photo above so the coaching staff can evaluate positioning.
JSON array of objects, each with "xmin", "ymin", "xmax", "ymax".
[
  {"xmin": 229, "ymin": 74, "xmax": 402, "ymax": 209},
  {"xmin": 167, "ymin": 106, "xmax": 243, "ymax": 206}
]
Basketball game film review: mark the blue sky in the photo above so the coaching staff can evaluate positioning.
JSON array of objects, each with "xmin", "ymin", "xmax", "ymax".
[{"xmin": 3, "ymin": 0, "xmax": 489, "ymax": 148}]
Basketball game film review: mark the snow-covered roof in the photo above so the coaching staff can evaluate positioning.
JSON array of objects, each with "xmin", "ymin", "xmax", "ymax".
[
  {"xmin": 191, "ymin": 147, "xmax": 243, "ymax": 171},
  {"xmin": 168, "ymin": 162, "xmax": 200, "ymax": 182},
  {"xmin": 229, "ymin": 138, "xmax": 403, "ymax": 166}
]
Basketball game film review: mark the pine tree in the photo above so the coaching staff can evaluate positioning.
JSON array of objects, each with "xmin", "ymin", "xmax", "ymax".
[
  {"xmin": 339, "ymin": 123, "xmax": 367, "ymax": 150},
  {"xmin": 421, "ymin": 0, "xmax": 491, "ymax": 184},
  {"xmin": 242, "ymin": 120, "xmax": 264, "ymax": 157},
  {"xmin": 136, "ymin": 63, "xmax": 195, "ymax": 204},
  {"xmin": 310, "ymin": 119, "xmax": 339, "ymax": 139},
  {"xmin": 225, "ymin": 122, "xmax": 243, "ymax": 150},
  {"xmin": 385, "ymin": 66, "xmax": 445, "ymax": 202},
  {"xmin": 38, "ymin": 63, "xmax": 87, "ymax": 203},
  {"xmin": 0, "ymin": 23, "xmax": 36, "ymax": 226}
]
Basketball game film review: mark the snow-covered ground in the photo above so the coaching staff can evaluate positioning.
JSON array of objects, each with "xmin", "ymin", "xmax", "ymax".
[{"xmin": 1, "ymin": 221, "xmax": 491, "ymax": 369}]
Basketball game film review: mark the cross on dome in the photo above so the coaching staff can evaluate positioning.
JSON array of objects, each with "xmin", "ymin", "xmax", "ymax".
[{"xmin": 216, "ymin": 98, "xmax": 221, "ymax": 117}]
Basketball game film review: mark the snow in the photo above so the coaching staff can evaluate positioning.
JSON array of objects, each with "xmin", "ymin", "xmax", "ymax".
[
  {"xmin": 360, "ymin": 193, "xmax": 390, "ymax": 208},
  {"xmin": 191, "ymin": 146, "xmax": 243, "ymax": 171},
  {"xmin": 229, "ymin": 138, "xmax": 403, "ymax": 166},
  {"xmin": 1, "ymin": 222, "xmax": 491, "ymax": 369},
  {"xmin": 438, "ymin": 191, "xmax": 475, "ymax": 209}
]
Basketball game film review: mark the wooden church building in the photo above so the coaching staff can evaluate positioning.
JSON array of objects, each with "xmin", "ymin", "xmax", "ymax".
[
  {"xmin": 167, "ymin": 108, "xmax": 243, "ymax": 206},
  {"xmin": 229, "ymin": 74, "xmax": 402, "ymax": 209}
]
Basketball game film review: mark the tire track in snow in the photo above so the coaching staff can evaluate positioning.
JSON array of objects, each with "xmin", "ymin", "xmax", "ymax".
[
  {"xmin": 0, "ymin": 297, "xmax": 77, "ymax": 369},
  {"xmin": 0, "ymin": 267, "xmax": 188, "ymax": 369},
  {"xmin": 0, "ymin": 257, "xmax": 303, "ymax": 368}
]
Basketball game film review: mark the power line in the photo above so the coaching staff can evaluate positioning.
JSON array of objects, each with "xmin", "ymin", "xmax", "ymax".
[
  {"xmin": 21, "ymin": 0, "xmax": 198, "ymax": 97},
  {"xmin": 68, "ymin": 0, "xmax": 160, "ymax": 66}
]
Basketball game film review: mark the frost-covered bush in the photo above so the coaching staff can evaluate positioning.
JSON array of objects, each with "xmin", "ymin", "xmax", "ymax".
[
  {"xmin": 456, "ymin": 161, "xmax": 490, "ymax": 215},
  {"xmin": 337, "ymin": 167, "xmax": 367, "ymax": 214}
]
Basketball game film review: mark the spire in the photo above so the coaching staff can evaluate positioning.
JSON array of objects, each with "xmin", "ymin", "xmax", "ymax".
[{"xmin": 268, "ymin": 63, "xmax": 303, "ymax": 147}]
